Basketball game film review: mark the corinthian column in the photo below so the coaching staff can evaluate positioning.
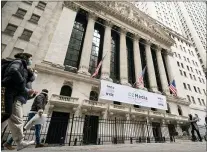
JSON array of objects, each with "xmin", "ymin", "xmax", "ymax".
[
  {"xmin": 120, "ymin": 28, "xmax": 130, "ymax": 86},
  {"xmin": 145, "ymin": 40, "xmax": 158, "ymax": 92},
  {"xmin": 164, "ymin": 51, "xmax": 174, "ymax": 83},
  {"xmin": 78, "ymin": 13, "xmax": 97, "ymax": 76},
  {"xmin": 156, "ymin": 46, "xmax": 170, "ymax": 95},
  {"xmin": 101, "ymin": 21, "xmax": 112, "ymax": 81}
]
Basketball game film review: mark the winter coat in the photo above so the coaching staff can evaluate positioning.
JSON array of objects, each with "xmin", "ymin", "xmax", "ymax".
[
  {"xmin": 30, "ymin": 93, "xmax": 48, "ymax": 112},
  {"xmin": 189, "ymin": 116, "xmax": 199, "ymax": 130},
  {"xmin": 2, "ymin": 59, "xmax": 28, "ymax": 93}
]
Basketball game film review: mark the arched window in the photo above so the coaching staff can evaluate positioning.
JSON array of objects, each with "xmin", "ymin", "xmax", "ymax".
[
  {"xmin": 60, "ymin": 85, "xmax": 72, "ymax": 97},
  {"xmin": 166, "ymin": 103, "xmax": 171, "ymax": 114},
  {"xmin": 89, "ymin": 91, "xmax": 98, "ymax": 101},
  {"xmin": 177, "ymin": 105, "xmax": 183, "ymax": 116}
]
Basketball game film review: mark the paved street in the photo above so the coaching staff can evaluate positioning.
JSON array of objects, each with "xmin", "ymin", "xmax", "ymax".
[{"xmin": 3, "ymin": 141, "xmax": 206, "ymax": 152}]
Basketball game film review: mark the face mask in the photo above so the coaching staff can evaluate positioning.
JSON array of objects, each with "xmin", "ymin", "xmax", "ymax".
[
  {"xmin": 28, "ymin": 59, "xmax": 32, "ymax": 66},
  {"xmin": 34, "ymin": 73, "xmax": 38, "ymax": 78}
]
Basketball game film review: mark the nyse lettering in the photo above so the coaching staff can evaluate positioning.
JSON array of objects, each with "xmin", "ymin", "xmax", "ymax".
[{"xmin": 106, "ymin": 92, "xmax": 114, "ymax": 97}]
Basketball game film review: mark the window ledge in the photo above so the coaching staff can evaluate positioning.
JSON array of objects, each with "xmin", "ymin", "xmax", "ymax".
[
  {"xmin": 28, "ymin": 19, "xmax": 38, "ymax": 25},
  {"xmin": 2, "ymin": 31, "xmax": 14, "ymax": 37},
  {"xmin": 35, "ymin": 5, "xmax": 45, "ymax": 11},
  {"xmin": 22, "ymin": 1, "xmax": 32, "ymax": 5},
  {"xmin": 12, "ymin": 14, "xmax": 24, "ymax": 19},
  {"xmin": 18, "ymin": 36, "xmax": 30, "ymax": 42}
]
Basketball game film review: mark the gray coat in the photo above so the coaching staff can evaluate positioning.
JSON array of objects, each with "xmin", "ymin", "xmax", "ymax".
[{"xmin": 189, "ymin": 116, "xmax": 199, "ymax": 130}]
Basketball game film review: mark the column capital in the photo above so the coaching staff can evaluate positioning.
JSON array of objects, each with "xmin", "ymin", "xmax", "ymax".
[
  {"xmin": 63, "ymin": 1, "xmax": 80, "ymax": 12},
  {"xmin": 87, "ymin": 12, "xmax": 98, "ymax": 21},
  {"xmin": 145, "ymin": 39, "xmax": 152, "ymax": 46},
  {"xmin": 133, "ymin": 34, "xmax": 141, "ymax": 41},
  {"xmin": 120, "ymin": 27, "xmax": 127, "ymax": 34},
  {"xmin": 105, "ymin": 20, "xmax": 113, "ymax": 28},
  {"xmin": 156, "ymin": 45, "xmax": 162, "ymax": 52}
]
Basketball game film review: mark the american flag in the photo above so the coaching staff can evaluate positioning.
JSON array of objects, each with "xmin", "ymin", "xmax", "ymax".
[
  {"xmin": 169, "ymin": 79, "xmax": 177, "ymax": 96},
  {"xmin": 135, "ymin": 66, "xmax": 147, "ymax": 88},
  {"xmin": 91, "ymin": 53, "xmax": 107, "ymax": 78}
]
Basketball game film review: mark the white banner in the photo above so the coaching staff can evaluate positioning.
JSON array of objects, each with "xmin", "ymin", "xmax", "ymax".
[{"xmin": 99, "ymin": 80, "xmax": 167, "ymax": 110}]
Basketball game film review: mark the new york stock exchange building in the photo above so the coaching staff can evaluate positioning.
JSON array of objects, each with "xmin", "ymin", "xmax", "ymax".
[{"xmin": 2, "ymin": 1, "xmax": 192, "ymax": 145}]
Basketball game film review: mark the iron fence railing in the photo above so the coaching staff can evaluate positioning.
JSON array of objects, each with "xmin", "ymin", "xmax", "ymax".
[{"xmin": 2, "ymin": 115, "xmax": 205, "ymax": 147}]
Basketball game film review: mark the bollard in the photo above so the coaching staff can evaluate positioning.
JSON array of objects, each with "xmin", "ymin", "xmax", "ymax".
[
  {"xmin": 98, "ymin": 138, "xmax": 101, "ymax": 145},
  {"xmin": 130, "ymin": 137, "xmax": 133, "ymax": 144},
  {"xmin": 74, "ymin": 138, "xmax": 77, "ymax": 146},
  {"xmin": 147, "ymin": 137, "xmax": 150, "ymax": 143},
  {"xmin": 139, "ymin": 137, "xmax": 142, "ymax": 143}
]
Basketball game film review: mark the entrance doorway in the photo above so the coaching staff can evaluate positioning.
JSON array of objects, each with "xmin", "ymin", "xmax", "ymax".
[
  {"xmin": 46, "ymin": 111, "xmax": 70, "ymax": 144},
  {"xmin": 83, "ymin": 115, "xmax": 99, "ymax": 145},
  {"xmin": 152, "ymin": 122, "xmax": 162, "ymax": 143}
]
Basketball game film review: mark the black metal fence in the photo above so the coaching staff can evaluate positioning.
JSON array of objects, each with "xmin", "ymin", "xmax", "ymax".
[{"xmin": 2, "ymin": 115, "xmax": 203, "ymax": 147}]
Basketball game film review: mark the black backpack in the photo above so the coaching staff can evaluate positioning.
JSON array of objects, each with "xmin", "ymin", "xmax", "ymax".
[{"xmin": 1, "ymin": 58, "xmax": 14, "ymax": 80}]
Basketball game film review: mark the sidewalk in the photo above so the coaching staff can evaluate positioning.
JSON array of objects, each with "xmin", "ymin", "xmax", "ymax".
[{"xmin": 3, "ymin": 141, "xmax": 206, "ymax": 152}]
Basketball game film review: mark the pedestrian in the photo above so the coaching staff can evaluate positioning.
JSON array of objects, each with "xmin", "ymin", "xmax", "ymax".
[
  {"xmin": 3, "ymin": 67, "xmax": 38, "ymax": 150},
  {"xmin": 2, "ymin": 53, "xmax": 37, "ymax": 150},
  {"xmin": 25, "ymin": 89, "xmax": 49, "ymax": 148},
  {"xmin": 188, "ymin": 114, "xmax": 202, "ymax": 142}
]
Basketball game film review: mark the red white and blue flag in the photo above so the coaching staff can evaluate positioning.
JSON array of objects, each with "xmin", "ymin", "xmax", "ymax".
[
  {"xmin": 91, "ymin": 53, "xmax": 107, "ymax": 78},
  {"xmin": 135, "ymin": 66, "xmax": 147, "ymax": 88},
  {"xmin": 169, "ymin": 79, "xmax": 177, "ymax": 96}
]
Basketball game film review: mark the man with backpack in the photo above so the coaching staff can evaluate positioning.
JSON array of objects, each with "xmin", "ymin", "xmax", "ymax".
[{"xmin": 1, "ymin": 53, "xmax": 36, "ymax": 150}]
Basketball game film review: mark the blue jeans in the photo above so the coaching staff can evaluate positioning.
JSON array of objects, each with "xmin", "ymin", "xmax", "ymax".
[{"xmin": 7, "ymin": 112, "xmax": 41, "ymax": 145}]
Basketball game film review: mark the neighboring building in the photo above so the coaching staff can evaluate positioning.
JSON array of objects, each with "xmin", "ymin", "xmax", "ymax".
[
  {"xmin": 134, "ymin": 1, "xmax": 207, "ymax": 125},
  {"xmin": 133, "ymin": 2, "xmax": 207, "ymax": 77},
  {"xmin": 2, "ymin": 1, "xmax": 193, "ymax": 145}
]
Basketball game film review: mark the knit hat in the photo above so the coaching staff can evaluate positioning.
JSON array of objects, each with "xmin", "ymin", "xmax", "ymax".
[
  {"xmin": 14, "ymin": 53, "xmax": 32, "ymax": 60},
  {"xmin": 42, "ymin": 89, "xmax": 48, "ymax": 95}
]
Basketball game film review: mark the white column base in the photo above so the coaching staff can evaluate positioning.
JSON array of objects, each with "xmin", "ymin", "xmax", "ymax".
[
  {"xmin": 77, "ymin": 66, "xmax": 91, "ymax": 76},
  {"xmin": 150, "ymin": 87, "xmax": 161, "ymax": 94},
  {"xmin": 120, "ymin": 77, "xmax": 131, "ymax": 86},
  {"xmin": 101, "ymin": 72, "xmax": 113, "ymax": 82}
]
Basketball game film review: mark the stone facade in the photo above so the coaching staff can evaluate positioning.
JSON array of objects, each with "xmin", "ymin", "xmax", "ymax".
[{"xmin": 2, "ymin": 1, "xmax": 193, "ymax": 144}]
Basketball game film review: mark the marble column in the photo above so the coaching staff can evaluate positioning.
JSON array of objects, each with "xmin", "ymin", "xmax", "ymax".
[
  {"xmin": 164, "ymin": 51, "xmax": 174, "ymax": 83},
  {"xmin": 133, "ymin": 34, "xmax": 146, "ymax": 89},
  {"xmin": 78, "ymin": 13, "xmax": 97, "ymax": 76},
  {"xmin": 145, "ymin": 40, "xmax": 158, "ymax": 92},
  {"xmin": 120, "ymin": 28, "xmax": 130, "ymax": 86},
  {"xmin": 44, "ymin": 6, "xmax": 78, "ymax": 65},
  {"xmin": 101, "ymin": 21, "xmax": 112, "ymax": 81},
  {"xmin": 156, "ymin": 46, "xmax": 170, "ymax": 95}
]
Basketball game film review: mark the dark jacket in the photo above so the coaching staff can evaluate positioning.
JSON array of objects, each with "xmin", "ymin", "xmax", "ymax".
[
  {"xmin": 30, "ymin": 93, "xmax": 48, "ymax": 112},
  {"xmin": 2, "ymin": 59, "xmax": 28, "ymax": 93},
  {"xmin": 16, "ymin": 69, "xmax": 36, "ymax": 104}
]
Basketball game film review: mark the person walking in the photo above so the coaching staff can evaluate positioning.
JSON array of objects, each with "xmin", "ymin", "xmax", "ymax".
[
  {"xmin": 25, "ymin": 89, "xmax": 49, "ymax": 148},
  {"xmin": 2, "ymin": 53, "xmax": 36, "ymax": 150},
  {"xmin": 3, "ymin": 67, "xmax": 38, "ymax": 150},
  {"xmin": 188, "ymin": 114, "xmax": 202, "ymax": 142}
]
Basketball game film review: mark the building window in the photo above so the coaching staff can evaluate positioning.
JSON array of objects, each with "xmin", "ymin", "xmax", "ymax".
[
  {"xmin": 126, "ymin": 37, "xmax": 135, "ymax": 85},
  {"xmin": 197, "ymin": 87, "xmax": 201, "ymax": 94},
  {"xmin": 197, "ymin": 98, "xmax": 202, "ymax": 105},
  {"xmin": 19, "ymin": 29, "xmax": 33, "ymax": 41},
  {"xmin": 181, "ymin": 63, "xmax": 184, "ymax": 68},
  {"xmin": 194, "ymin": 86, "xmax": 197, "ymax": 92},
  {"xmin": 190, "ymin": 67, "xmax": 193, "ymax": 72},
  {"xmin": 186, "ymin": 66, "xmax": 189, "ymax": 71},
  {"xmin": 64, "ymin": 17, "xmax": 87, "ymax": 71},
  {"xmin": 37, "ymin": 1, "xmax": 46, "ymax": 10},
  {"xmin": 177, "ymin": 105, "xmax": 183, "ymax": 116},
  {"xmin": 60, "ymin": 85, "xmax": 72, "ymax": 97},
  {"xmin": 4, "ymin": 24, "xmax": 18, "ymax": 36},
  {"xmin": 187, "ymin": 58, "xmax": 190, "ymax": 63},
  {"xmin": 89, "ymin": 28, "xmax": 103, "ymax": 76},
  {"xmin": 201, "ymin": 99, "xmax": 205, "ymax": 106},
  {"xmin": 183, "ymin": 83, "xmax": 187, "ymax": 89},
  {"xmin": 166, "ymin": 103, "xmax": 171, "ymax": 113},
  {"xmin": 200, "ymin": 59, "xmax": 203, "ymax": 63},
  {"xmin": 191, "ymin": 96, "xmax": 196, "ymax": 104},
  {"xmin": 14, "ymin": 8, "xmax": 27, "ymax": 19},
  {"xmin": 110, "ymin": 31, "xmax": 120, "ymax": 83},
  {"xmin": 177, "ymin": 61, "xmax": 180, "ymax": 67},
  {"xmin": 189, "ymin": 73, "xmax": 192, "ymax": 79},
  {"xmin": 187, "ymin": 95, "xmax": 191, "ymax": 103},
  {"xmin": 199, "ymin": 71, "xmax": 201, "ymax": 75},
  {"xmin": 193, "ymin": 75, "xmax": 196, "ymax": 80},
  {"xmin": 89, "ymin": 91, "xmax": 99, "ymax": 101},
  {"xmin": 183, "ymin": 71, "xmax": 187, "ymax": 77},
  {"xmin": 180, "ymin": 70, "xmax": 183, "ymax": 76},
  {"xmin": 183, "ymin": 56, "xmax": 186, "ymax": 61},
  {"xmin": 178, "ymin": 54, "xmax": 181, "ymax": 59},
  {"xmin": 187, "ymin": 84, "xmax": 191, "ymax": 91},
  {"xmin": 29, "ymin": 14, "xmax": 40, "ymax": 24}
]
